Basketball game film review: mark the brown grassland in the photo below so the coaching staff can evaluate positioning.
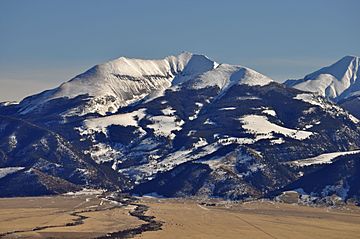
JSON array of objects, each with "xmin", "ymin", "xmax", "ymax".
[
  {"xmin": 0, "ymin": 195, "xmax": 360, "ymax": 239},
  {"xmin": 136, "ymin": 198, "xmax": 360, "ymax": 239},
  {"xmin": 0, "ymin": 195, "xmax": 142, "ymax": 238}
]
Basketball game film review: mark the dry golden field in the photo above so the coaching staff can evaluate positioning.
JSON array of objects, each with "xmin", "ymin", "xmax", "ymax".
[
  {"xmin": 1, "ymin": 195, "xmax": 360, "ymax": 239},
  {"xmin": 135, "ymin": 198, "xmax": 360, "ymax": 239},
  {"xmin": 0, "ymin": 194, "xmax": 142, "ymax": 238}
]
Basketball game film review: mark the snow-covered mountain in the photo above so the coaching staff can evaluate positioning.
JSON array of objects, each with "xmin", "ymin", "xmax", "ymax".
[
  {"xmin": 18, "ymin": 52, "xmax": 274, "ymax": 117},
  {"xmin": 0, "ymin": 115, "xmax": 126, "ymax": 197},
  {"xmin": 19, "ymin": 52, "xmax": 217, "ymax": 116},
  {"xmin": 285, "ymin": 55, "xmax": 360, "ymax": 101},
  {"xmin": 285, "ymin": 55, "xmax": 360, "ymax": 118},
  {"xmin": 1, "ymin": 52, "xmax": 360, "ymax": 202}
]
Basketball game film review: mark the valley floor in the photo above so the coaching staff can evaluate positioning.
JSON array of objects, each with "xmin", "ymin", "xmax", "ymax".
[
  {"xmin": 0, "ymin": 195, "xmax": 360, "ymax": 239},
  {"xmin": 136, "ymin": 198, "xmax": 360, "ymax": 239},
  {"xmin": 0, "ymin": 194, "xmax": 142, "ymax": 239}
]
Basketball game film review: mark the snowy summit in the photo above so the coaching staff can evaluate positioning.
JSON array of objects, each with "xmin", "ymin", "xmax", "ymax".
[
  {"xmin": 19, "ymin": 52, "xmax": 273, "ymax": 115},
  {"xmin": 285, "ymin": 55, "xmax": 360, "ymax": 102}
]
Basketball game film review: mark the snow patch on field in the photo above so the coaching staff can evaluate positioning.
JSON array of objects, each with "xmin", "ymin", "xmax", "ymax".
[
  {"xmin": 270, "ymin": 138, "xmax": 285, "ymax": 145},
  {"xmin": 189, "ymin": 102, "xmax": 203, "ymax": 121},
  {"xmin": 220, "ymin": 107, "xmax": 236, "ymax": 111},
  {"xmin": 148, "ymin": 115, "xmax": 184, "ymax": 140},
  {"xmin": 8, "ymin": 134, "xmax": 17, "ymax": 150},
  {"xmin": 192, "ymin": 137, "xmax": 208, "ymax": 148},
  {"xmin": 161, "ymin": 107, "xmax": 176, "ymax": 116},
  {"xmin": 65, "ymin": 188, "xmax": 105, "ymax": 196},
  {"xmin": 303, "ymin": 124, "xmax": 314, "ymax": 130},
  {"xmin": 84, "ymin": 143, "xmax": 121, "ymax": 164},
  {"xmin": 237, "ymin": 96, "xmax": 261, "ymax": 101},
  {"xmin": 81, "ymin": 109, "xmax": 146, "ymax": 135},
  {"xmin": 348, "ymin": 114, "xmax": 360, "ymax": 124},
  {"xmin": 240, "ymin": 115, "xmax": 313, "ymax": 141},
  {"xmin": 204, "ymin": 118, "xmax": 216, "ymax": 125},
  {"xmin": 217, "ymin": 137, "xmax": 255, "ymax": 145},
  {"xmin": 262, "ymin": 109, "xmax": 276, "ymax": 117},
  {"xmin": 288, "ymin": 150, "xmax": 360, "ymax": 167}
]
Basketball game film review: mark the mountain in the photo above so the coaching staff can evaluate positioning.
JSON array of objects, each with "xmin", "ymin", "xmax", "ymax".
[
  {"xmin": 1, "ymin": 52, "xmax": 360, "ymax": 202},
  {"xmin": 0, "ymin": 115, "xmax": 127, "ymax": 197},
  {"xmin": 285, "ymin": 56, "xmax": 360, "ymax": 101},
  {"xmin": 285, "ymin": 55, "xmax": 360, "ymax": 118},
  {"xmin": 18, "ymin": 52, "xmax": 218, "ymax": 116}
]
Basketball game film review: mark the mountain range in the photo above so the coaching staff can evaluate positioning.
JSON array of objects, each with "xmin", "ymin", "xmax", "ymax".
[{"xmin": 1, "ymin": 52, "xmax": 360, "ymax": 204}]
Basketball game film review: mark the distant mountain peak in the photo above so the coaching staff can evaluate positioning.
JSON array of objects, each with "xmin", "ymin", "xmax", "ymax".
[
  {"xmin": 285, "ymin": 55, "xmax": 360, "ymax": 101},
  {"xmin": 310, "ymin": 55, "xmax": 359, "ymax": 80},
  {"xmin": 341, "ymin": 55, "xmax": 359, "ymax": 61}
]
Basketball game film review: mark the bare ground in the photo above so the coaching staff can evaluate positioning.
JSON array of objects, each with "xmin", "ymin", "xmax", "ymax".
[
  {"xmin": 0, "ymin": 194, "xmax": 142, "ymax": 239},
  {"xmin": 134, "ymin": 198, "xmax": 360, "ymax": 239},
  {"xmin": 1, "ymin": 195, "xmax": 360, "ymax": 239}
]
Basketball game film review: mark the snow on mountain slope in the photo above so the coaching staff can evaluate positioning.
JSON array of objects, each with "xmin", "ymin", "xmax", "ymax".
[
  {"xmin": 0, "ymin": 167, "xmax": 25, "ymax": 179},
  {"xmin": 147, "ymin": 115, "xmax": 185, "ymax": 140},
  {"xmin": 188, "ymin": 64, "xmax": 273, "ymax": 92},
  {"xmin": 3, "ymin": 52, "xmax": 360, "ymax": 200},
  {"xmin": 240, "ymin": 115, "xmax": 313, "ymax": 141},
  {"xmin": 53, "ymin": 52, "xmax": 215, "ymax": 100},
  {"xmin": 17, "ymin": 52, "xmax": 275, "ymax": 117},
  {"xmin": 285, "ymin": 55, "xmax": 360, "ymax": 101},
  {"xmin": 80, "ymin": 108, "xmax": 147, "ymax": 136},
  {"xmin": 293, "ymin": 92, "xmax": 359, "ymax": 123},
  {"xmin": 18, "ymin": 52, "xmax": 218, "ymax": 116},
  {"xmin": 287, "ymin": 150, "xmax": 360, "ymax": 167}
]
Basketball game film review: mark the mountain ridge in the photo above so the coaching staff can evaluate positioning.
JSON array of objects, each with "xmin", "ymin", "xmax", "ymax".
[
  {"xmin": 16, "ymin": 52, "xmax": 274, "ymax": 117},
  {"xmin": 1, "ymin": 53, "xmax": 360, "ymax": 203}
]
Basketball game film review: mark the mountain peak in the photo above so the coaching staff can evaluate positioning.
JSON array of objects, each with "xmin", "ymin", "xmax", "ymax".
[
  {"xmin": 304, "ymin": 55, "xmax": 359, "ymax": 80},
  {"xmin": 325, "ymin": 55, "xmax": 359, "ymax": 76},
  {"xmin": 18, "ymin": 52, "xmax": 219, "ymax": 115},
  {"xmin": 79, "ymin": 52, "xmax": 217, "ymax": 79},
  {"xmin": 341, "ymin": 55, "xmax": 359, "ymax": 61},
  {"xmin": 18, "ymin": 52, "xmax": 275, "ymax": 116},
  {"xmin": 285, "ymin": 55, "xmax": 360, "ymax": 101}
]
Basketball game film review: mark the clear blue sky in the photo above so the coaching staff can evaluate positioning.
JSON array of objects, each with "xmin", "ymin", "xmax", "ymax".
[{"xmin": 1, "ymin": 0, "xmax": 359, "ymax": 101}]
